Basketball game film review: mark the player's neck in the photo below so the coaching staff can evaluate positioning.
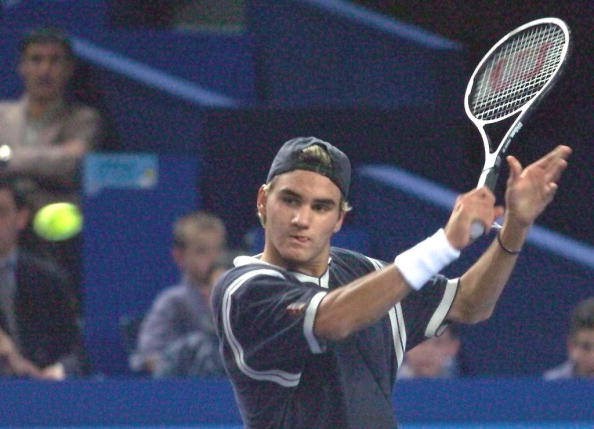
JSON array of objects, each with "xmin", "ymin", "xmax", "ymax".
[{"xmin": 261, "ymin": 247, "xmax": 328, "ymax": 278}]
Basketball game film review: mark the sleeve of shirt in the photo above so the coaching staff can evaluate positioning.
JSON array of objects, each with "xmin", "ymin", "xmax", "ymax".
[
  {"xmin": 401, "ymin": 275, "xmax": 459, "ymax": 350},
  {"xmin": 219, "ymin": 268, "xmax": 328, "ymax": 379}
]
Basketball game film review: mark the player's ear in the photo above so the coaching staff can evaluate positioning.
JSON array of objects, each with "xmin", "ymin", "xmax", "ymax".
[{"xmin": 257, "ymin": 185, "xmax": 267, "ymax": 225}]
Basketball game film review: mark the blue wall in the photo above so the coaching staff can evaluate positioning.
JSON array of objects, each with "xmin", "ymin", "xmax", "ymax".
[
  {"xmin": 247, "ymin": 0, "xmax": 466, "ymax": 108},
  {"xmin": 82, "ymin": 154, "xmax": 199, "ymax": 375},
  {"xmin": 0, "ymin": 378, "xmax": 591, "ymax": 426}
]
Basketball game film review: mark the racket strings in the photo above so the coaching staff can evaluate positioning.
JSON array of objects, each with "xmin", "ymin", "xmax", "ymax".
[
  {"xmin": 475, "ymin": 28, "xmax": 562, "ymax": 115},
  {"xmin": 470, "ymin": 23, "xmax": 567, "ymax": 121}
]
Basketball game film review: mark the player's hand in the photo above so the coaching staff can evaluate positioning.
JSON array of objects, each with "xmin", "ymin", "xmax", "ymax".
[
  {"xmin": 444, "ymin": 187, "xmax": 504, "ymax": 249},
  {"xmin": 503, "ymin": 145, "xmax": 571, "ymax": 228}
]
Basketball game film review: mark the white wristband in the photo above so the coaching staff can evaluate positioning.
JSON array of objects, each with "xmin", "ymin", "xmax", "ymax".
[{"xmin": 394, "ymin": 228, "xmax": 460, "ymax": 290}]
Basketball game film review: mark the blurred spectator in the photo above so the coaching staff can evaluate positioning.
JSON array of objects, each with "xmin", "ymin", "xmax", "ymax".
[
  {"xmin": 544, "ymin": 297, "xmax": 594, "ymax": 380},
  {"xmin": 398, "ymin": 324, "xmax": 461, "ymax": 379},
  {"xmin": 0, "ymin": 178, "xmax": 86, "ymax": 379},
  {"xmin": 131, "ymin": 211, "xmax": 227, "ymax": 375},
  {"xmin": 0, "ymin": 26, "xmax": 103, "ymax": 303},
  {"xmin": 153, "ymin": 251, "xmax": 237, "ymax": 377},
  {"xmin": 0, "ymin": 26, "xmax": 102, "ymax": 209}
]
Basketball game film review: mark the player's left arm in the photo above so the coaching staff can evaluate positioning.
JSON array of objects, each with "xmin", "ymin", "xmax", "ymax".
[{"xmin": 447, "ymin": 145, "xmax": 571, "ymax": 324}]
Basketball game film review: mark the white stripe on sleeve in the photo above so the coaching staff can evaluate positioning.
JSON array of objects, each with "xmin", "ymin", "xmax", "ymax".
[
  {"xmin": 222, "ymin": 269, "xmax": 302, "ymax": 387},
  {"xmin": 424, "ymin": 278, "xmax": 459, "ymax": 337}
]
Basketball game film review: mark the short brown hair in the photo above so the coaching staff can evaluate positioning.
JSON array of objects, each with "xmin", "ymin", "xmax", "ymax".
[{"xmin": 173, "ymin": 211, "xmax": 226, "ymax": 249}]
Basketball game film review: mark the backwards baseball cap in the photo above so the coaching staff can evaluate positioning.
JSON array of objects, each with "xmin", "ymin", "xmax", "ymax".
[{"xmin": 266, "ymin": 137, "xmax": 351, "ymax": 198}]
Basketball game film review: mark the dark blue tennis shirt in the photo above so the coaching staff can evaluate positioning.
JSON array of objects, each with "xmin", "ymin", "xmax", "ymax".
[{"xmin": 211, "ymin": 247, "xmax": 458, "ymax": 429}]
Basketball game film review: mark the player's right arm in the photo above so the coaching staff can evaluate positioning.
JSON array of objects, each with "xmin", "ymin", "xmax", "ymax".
[{"xmin": 315, "ymin": 187, "xmax": 501, "ymax": 341}]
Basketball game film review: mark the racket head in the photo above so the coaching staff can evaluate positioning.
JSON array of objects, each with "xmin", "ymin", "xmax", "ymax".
[{"xmin": 464, "ymin": 18, "xmax": 571, "ymax": 128}]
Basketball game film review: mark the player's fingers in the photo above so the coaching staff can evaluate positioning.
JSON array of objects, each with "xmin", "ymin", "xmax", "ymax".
[
  {"xmin": 506, "ymin": 155, "xmax": 522, "ymax": 181},
  {"xmin": 545, "ymin": 157, "xmax": 569, "ymax": 183},
  {"xmin": 535, "ymin": 145, "xmax": 572, "ymax": 168}
]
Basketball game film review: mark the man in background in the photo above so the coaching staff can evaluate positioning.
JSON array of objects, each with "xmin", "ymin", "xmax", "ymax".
[
  {"xmin": 544, "ymin": 297, "xmax": 594, "ymax": 380},
  {"xmin": 131, "ymin": 211, "xmax": 227, "ymax": 376},
  {"xmin": 0, "ymin": 26, "xmax": 102, "ymax": 209}
]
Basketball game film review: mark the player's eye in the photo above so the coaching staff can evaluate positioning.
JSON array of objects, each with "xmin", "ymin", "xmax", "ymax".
[
  {"xmin": 313, "ymin": 203, "xmax": 332, "ymax": 213},
  {"xmin": 281, "ymin": 196, "xmax": 299, "ymax": 206}
]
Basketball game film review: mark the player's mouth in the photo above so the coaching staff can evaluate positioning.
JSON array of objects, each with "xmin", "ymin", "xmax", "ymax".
[{"xmin": 289, "ymin": 234, "xmax": 310, "ymax": 244}]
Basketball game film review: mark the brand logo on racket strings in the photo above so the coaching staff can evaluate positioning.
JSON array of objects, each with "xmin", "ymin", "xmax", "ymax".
[{"xmin": 489, "ymin": 42, "xmax": 553, "ymax": 92}]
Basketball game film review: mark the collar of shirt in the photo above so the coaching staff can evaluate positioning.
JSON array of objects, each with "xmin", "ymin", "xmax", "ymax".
[{"xmin": 233, "ymin": 255, "xmax": 331, "ymax": 289}]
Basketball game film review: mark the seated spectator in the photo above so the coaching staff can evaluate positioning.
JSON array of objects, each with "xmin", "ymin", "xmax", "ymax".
[
  {"xmin": 0, "ymin": 178, "xmax": 86, "ymax": 379},
  {"xmin": 398, "ymin": 324, "xmax": 461, "ymax": 379},
  {"xmin": 153, "ymin": 251, "xmax": 237, "ymax": 378},
  {"xmin": 0, "ymin": 26, "xmax": 103, "ymax": 303},
  {"xmin": 544, "ymin": 297, "xmax": 594, "ymax": 380},
  {"xmin": 131, "ymin": 211, "xmax": 227, "ymax": 375}
]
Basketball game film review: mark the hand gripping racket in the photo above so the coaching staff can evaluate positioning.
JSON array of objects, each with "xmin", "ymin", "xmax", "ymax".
[{"xmin": 464, "ymin": 17, "xmax": 571, "ymax": 238}]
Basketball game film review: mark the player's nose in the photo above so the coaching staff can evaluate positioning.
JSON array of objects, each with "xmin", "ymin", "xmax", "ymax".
[{"xmin": 291, "ymin": 206, "xmax": 312, "ymax": 228}]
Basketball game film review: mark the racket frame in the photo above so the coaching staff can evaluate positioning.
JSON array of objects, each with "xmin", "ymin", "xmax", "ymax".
[{"xmin": 464, "ymin": 17, "xmax": 572, "ymax": 191}]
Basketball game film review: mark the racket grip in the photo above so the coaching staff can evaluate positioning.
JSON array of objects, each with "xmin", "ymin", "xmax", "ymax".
[{"xmin": 470, "ymin": 221, "xmax": 485, "ymax": 240}]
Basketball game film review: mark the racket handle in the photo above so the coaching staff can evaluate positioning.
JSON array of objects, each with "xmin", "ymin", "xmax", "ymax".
[
  {"xmin": 470, "ymin": 220, "xmax": 503, "ymax": 240},
  {"xmin": 470, "ymin": 221, "xmax": 485, "ymax": 239},
  {"xmin": 472, "ymin": 166, "xmax": 501, "ymax": 239}
]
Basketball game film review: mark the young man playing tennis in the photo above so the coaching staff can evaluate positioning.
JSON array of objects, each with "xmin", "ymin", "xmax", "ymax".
[{"xmin": 212, "ymin": 136, "xmax": 570, "ymax": 428}]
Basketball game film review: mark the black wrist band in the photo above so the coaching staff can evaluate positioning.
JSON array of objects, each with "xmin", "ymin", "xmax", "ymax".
[{"xmin": 496, "ymin": 231, "xmax": 522, "ymax": 255}]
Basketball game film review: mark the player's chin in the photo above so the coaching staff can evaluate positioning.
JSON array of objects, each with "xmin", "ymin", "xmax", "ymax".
[
  {"xmin": 279, "ymin": 248, "xmax": 310, "ymax": 265},
  {"xmin": 279, "ymin": 245, "xmax": 317, "ymax": 266}
]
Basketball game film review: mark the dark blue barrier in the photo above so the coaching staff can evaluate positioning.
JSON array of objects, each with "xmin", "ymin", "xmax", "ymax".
[
  {"xmin": 0, "ymin": 378, "xmax": 591, "ymax": 426},
  {"xmin": 82, "ymin": 153, "xmax": 199, "ymax": 375}
]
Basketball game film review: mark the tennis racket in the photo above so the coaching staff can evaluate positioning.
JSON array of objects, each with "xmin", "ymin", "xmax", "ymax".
[{"xmin": 464, "ymin": 17, "xmax": 571, "ymax": 239}]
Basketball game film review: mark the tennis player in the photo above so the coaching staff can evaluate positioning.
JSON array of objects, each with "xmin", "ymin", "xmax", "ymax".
[{"xmin": 211, "ymin": 136, "xmax": 571, "ymax": 428}]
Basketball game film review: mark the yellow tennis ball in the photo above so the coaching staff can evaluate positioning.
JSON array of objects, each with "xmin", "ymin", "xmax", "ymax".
[{"xmin": 33, "ymin": 203, "xmax": 83, "ymax": 242}]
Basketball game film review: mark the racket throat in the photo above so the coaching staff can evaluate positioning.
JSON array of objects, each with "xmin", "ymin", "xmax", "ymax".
[{"xmin": 477, "ymin": 160, "xmax": 501, "ymax": 191}]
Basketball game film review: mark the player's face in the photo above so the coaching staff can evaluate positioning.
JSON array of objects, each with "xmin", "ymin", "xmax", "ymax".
[
  {"xmin": 568, "ymin": 329, "xmax": 594, "ymax": 378},
  {"xmin": 19, "ymin": 42, "xmax": 73, "ymax": 104},
  {"xmin": 0, "ymin": 189, "xmax": 28, "ymax": 258},
  {"xmin": 259, "ymin": 170, "xmax": 345, "ymax": 277}
]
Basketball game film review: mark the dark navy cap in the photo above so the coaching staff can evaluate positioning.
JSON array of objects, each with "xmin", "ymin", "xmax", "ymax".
[{"xmin": 266, "ymin": 137, "xmax": 351, "ymax": 198}]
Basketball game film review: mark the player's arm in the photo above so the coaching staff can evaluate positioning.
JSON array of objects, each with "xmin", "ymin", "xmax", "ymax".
[
  {"xmin": 315, "ymin": 265, "xmax": 414, "ymax": 340},
  {"xmin": 315, "ymin": 187, "xmax": 499, "ymax": 341},
  {"xmin": 447, "ymin": 145, "xmax": 571, "ymax": 324}
]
